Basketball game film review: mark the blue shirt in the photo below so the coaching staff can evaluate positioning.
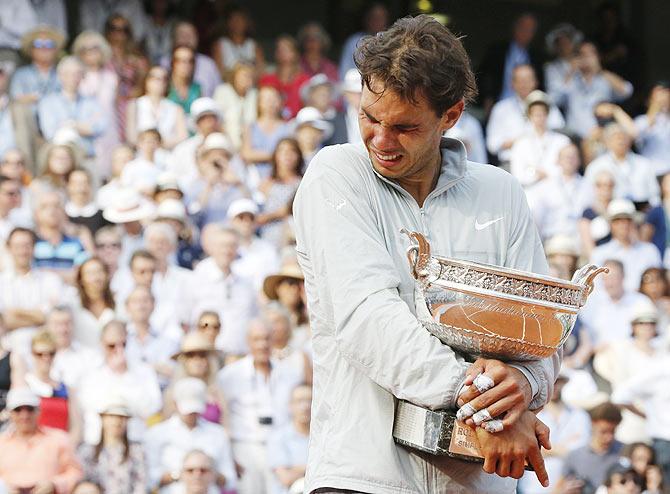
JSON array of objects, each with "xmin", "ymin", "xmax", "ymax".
[
  {"xmin": 645, "ymin": 205, "xmax": 667, "ymax": 258},
  {"xmin": 34, "ymin": 235, "xmax": 88, "ymax": 270},
  {"xmin": 500, "ymin": 42, "xmax": 530, "ymax": 100},
  {"xmin": 37, "ymin": 92, "xmax": 107, "ymax": 156},
  {"xmin": 9, "ymin": 64, "xmax": 60, "ymax": 101}
]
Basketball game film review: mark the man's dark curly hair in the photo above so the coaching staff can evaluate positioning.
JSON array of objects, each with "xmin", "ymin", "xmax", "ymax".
[{"xmin": 354, "ymin": 14, "xmax": 478, "ymax": 116}]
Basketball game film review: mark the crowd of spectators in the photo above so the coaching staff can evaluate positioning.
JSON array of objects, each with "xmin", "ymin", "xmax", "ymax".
[{"xmin": 0, "ymin": 1, "xmax": 668, "ymax": 494}]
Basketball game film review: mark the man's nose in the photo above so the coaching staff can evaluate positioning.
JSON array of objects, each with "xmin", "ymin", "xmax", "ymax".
[{"xmin": 372, "ymin": 125, "xmax": 398, "ymax": 151}]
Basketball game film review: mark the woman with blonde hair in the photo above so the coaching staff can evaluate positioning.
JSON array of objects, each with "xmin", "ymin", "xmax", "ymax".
[
  {"xmin": 162, "ymin": 331, "xmax": 225, "ymax": 424},
  {"xmin": 72, "ymin": 30, "xmax": 120, "ymax": 178},
  {"xmin": 213, "ymin": 61, "xmax": 258, "ymax": 150}
]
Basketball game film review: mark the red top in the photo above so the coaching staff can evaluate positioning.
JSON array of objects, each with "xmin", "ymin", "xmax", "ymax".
[
  {"xmin": 259, "ymin": 71, "xmax": 311, "ymax": 119},
  {"xmin": 38, "ymin": 396, "xmax": 69, "ymax": 431}
]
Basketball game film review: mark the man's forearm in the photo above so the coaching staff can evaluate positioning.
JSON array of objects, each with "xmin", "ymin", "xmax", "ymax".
[{"xmin": 4, "ymin": 309, "xmax": 46, "ymax": 330}]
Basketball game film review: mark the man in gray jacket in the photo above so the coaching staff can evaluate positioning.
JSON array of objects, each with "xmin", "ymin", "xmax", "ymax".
[{"xmin": 293, "ymin": 15, "xmax": 558, "ymax": 494}]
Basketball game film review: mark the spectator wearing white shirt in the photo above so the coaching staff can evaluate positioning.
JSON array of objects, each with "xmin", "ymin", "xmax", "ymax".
[
  {"xmin": 218, "ymin": 320, "xmax": 304, "ymax": 494},
  {"xmin": 124, "ymin": 285, "xmax": 179, "ymax": 387},
  {"xmin": 634, "ymin": 82, "xmax": 670, "ymax": 176},
  {"xmin": 580, "ymin": 259, "xmax": 652, "ymax": 349},
  {"xmin": 585, "ymin": 123, "xmax": 660, "ymax": 206},
  {"xmin": 120, "ymin": 127, "xmax": 169, "ymax": 195},
  {"xmin": 145, "ymin": 378, "xmax": 236, "ymax": 494},
  {"xmin": 228, "ymin": 198, "xmax": 280, "ymax": 292},
  {"xmin": 0, "ymin": 175, "xmax": 31, "ymax": 245},
  {"xmin": 267, "ymin": 383, "xmax": 312, "ymax": 494},
  {"xmin": 510, "ymin": 90, "xmax": 571, "ymax": 188},
  {"xmin": 170, "ymin": 450, "xmax": 219, "ymax": 494},
  {"xmin": 187, "ymin": 225, "xmax": 256, "ymax": 355},
  {"xmin": 78, "ymin": 320, "xmax": 162, "ymax": 445},
  {"xmin": 48, "ymin": 305, "xmax": 101, "ymax": 391},
  {"xmin": 0, "ymin": 227, "xmax": 66, "ymax": 355},
  {"xmin": 554, "ymin": 41, "xmax": 633, "ymax": 138},
  {"xmin": 443, "ymin": 111, "xmax": 486, "ymax": 164},
  {"xmin": 528, "ymin": 142, "xmax": 591, "ymax": 241},
  {"xmin": 265, "ymin": 303, "xmax": 312, "ymax": 383},
  {"xmin": 486, "ymin": 64, "xmax": 565, "ymax": 164},
  {"xmin": 591, "ymin": 199, "xmax": 662, "ymax": 293},
  {"xmin": 113, "ymin": 249, "xmax": 157, "ymax": 321},
  {"xmin": 73, "ymin": 256, "xmax": 116, "ymax": 348}
]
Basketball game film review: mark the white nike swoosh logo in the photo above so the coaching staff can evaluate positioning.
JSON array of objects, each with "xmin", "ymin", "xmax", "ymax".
[{"xmin": 474, "ymin": 217, "xmax": 504, "ymax": 231}]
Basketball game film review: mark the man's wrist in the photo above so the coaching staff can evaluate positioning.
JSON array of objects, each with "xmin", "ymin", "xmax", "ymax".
[{"xmin": 508, "ymin": 363, "xmax": 538, "ymax": 403}]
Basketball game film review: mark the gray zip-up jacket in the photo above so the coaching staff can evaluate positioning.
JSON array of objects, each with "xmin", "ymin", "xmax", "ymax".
[{"xmin": 294, "ymin": 138, "xmax": 560, "ymax": 494}]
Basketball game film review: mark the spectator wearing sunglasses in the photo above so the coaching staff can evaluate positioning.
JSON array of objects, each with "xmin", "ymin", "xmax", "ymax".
[
  {"xmin": 173, "ymin": 450, "xmax": 219, "ymax": 494},
  {"xmin": 0, "ymin": 387, "xmax": 83, "ymax": 493},
  {"xmin": 77, "ymin": 320, "xmax": 162, "ymax": 446}
]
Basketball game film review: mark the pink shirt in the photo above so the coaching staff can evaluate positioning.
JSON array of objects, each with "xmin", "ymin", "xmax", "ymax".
[{"xmin": 0, "ymin": 426, "xmax": 82, "ymax": 493}]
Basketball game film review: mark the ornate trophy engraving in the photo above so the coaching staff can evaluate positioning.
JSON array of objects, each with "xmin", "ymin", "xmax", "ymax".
[{"xmin": 392, "ymin": 230, "xmax": 607, "ymax": 463}]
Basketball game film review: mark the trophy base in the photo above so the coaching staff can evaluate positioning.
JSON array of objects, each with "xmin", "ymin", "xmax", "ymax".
[{"xmin": 392, "ymin": 400, "xmax": 484, "ymax": 464}]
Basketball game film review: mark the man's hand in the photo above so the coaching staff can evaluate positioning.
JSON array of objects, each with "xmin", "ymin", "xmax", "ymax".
[
  {"xmin": 456, "ymin": 358, "xmax": 532, "ymax": 430},
  {"xmin": 32, "ymin": 481, "xmax": 56, "ymax": 494},
  {"xmin": 475, "ymin": 410, "xmax": 551, "ymax": 486}
]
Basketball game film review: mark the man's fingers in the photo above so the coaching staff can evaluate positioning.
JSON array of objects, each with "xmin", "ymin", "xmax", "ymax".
[
  {"xmin": 510, "ymin": 459, "xmax": 526, "ymax": 480},
  {"xmin": 528, "ymin": 446, "xmax": 549, "ymax": 488},
  {"xmin": 458, "ymin": 383, "xmax": 524, "ymax": 422},
  {"xmin": 500, "ymin": 405, "xmax": 524, "ymax": 430},
  {"xmin": 482, "ymin": 452, "xmax": 497, "ymax": 475},
  {"xmin": 496, "ymin": 456, "xmax": 511, "ymax": 478},
  {"xmin": 535, "ymin": 418, "xmax": 552, "ymax": 450},
  {"xmin": 463, "ymin": 359, "xmax": 487, "ymax": 385}
]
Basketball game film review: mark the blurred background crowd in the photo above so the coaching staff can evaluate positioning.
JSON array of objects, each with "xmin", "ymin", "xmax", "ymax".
[{"xmin": 0, "ymin": 0, "xmax": 668, "ymax": 494}]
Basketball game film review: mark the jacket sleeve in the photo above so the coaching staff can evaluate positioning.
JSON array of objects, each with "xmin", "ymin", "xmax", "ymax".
[
  {"xmin": 294, "ymin": 153, "xmax": 469, "ymax": 411},
  {"xmin": 505, "ymin": 176, "xmax": 561, "ymax": 410}
]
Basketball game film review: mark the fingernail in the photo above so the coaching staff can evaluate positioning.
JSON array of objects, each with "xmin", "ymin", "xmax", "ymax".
[
  {"xmin": 457, "ymin": 399, "xmax": 464, "ymax": 407},
  {"xmin": 456, "ymin": 403, "xmax": 476, "ymax": 421},
  {"xmin": 543, "ymin": 480, "xmax": 549, "ymax": 487},
  {"xmin": 459, "ymin": 385, "xmax": 470, "ymax": 396}
]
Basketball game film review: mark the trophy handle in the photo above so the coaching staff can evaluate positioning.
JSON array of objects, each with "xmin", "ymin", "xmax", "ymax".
[
  {"xmin": 572, "ymin": 264, "xmax": 609, "ymax": 297},
  {"xmin": 401, "ymin": 229, "xmax": 431, "ymax": 280}
]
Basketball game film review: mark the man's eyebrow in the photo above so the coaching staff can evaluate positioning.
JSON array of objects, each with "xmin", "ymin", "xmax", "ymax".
[{"xmin": 362, "ymin": 108, "xmax": 420, "ymax": 128}]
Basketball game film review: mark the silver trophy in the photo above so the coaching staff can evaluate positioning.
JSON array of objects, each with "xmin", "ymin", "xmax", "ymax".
[{"xmin": 393, "ymin": 230, "xmax": 607, "ymax": 462}]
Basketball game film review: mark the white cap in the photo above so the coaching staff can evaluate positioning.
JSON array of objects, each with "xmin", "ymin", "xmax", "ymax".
[
  {"xmin": 6, "ymin": 388, "xmax": 40, "ymax": 411},
  {"xmin": 631, "ymin": 300, "xmax": 659, "ymax": 324},
  {"xmin": 227, "ymin": 198, "xmax": 259, "ymax": 219},
  {"xmin": 155, "ymin": 198, "xmax": 187, "ymax": 222},
  {"xmin": 545, "ymin": 235, "xmax": 579, "ymax": 257},
  {"xmin": 173, "ymin": 377, "xmax": 207, "ymax": 415},
  {"xmin": 102, "ymin": 188, "xmax": 156, "ymax": 224},
  {"xmin": 300, "ymin": 73, "xmax": 333, "ymax": 103},
  {"xmin": 99, "ymin": 394, "xmax": 132, "ymax": 417},
  {"xmin": 342, "ymin": 68, "xmax": 362, "ymax": 94},
  {"xmin": 201, "ymin": 132, "xmax": 233, "ymax": 155},
  {"xmin": 606, "ymin": 199, "xmax": 636, "ymax": 221},
  {"xmin": 524, "ymin": 90, "xmax": 551, "ymax": 114},
  {"xmin": 295, "ymin": 106, "xmax": 333, "ymax": 140},
  {"xmin": 156, "ymin": 171, "xmax": 182, "ymax": 194},
  {"xmin": 191, "ymin": 97, "xmax": 222, "ymax": 121}
]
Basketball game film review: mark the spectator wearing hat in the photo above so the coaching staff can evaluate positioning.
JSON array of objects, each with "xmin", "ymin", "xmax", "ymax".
[
  {"xmin": 47, "ymin": 305, "xmax": 101, "ymax": 392},
  {"xmin": 555, "ymin": 402, "xmax": 624, "ymax": 494},
  {"xmin": 163, "ymin": 331, "xmax": 225, "ymax": 424},
  {"xmin": 66, "ymin": 169, "xmax": 109, "ymax": 235},
  {"xmin": 38, "ymin": 56, "xmax": 108, "ymax": 160},
  {"xmin": 327, "ymin": 68, "xmax": 363, "ymax": 146},
  {"xmin": 186, "ymin": 225, "xmax": 256, "ymax": 355},
  {"xmin": 544, "ymin": 23, "xmax": 583, "ymax": 109},
  {"xmin": 293, "ymin": 107, "xmax": 332, "ymax": 166},
  {"xmin": 102, "ymin": 187, "xmax": 156, "ymax": 269},
  {"xmin": 581, "ymin": 259, "xmax": 653, "ymax": 349},
  {"xmin": 0, "ymin": 387, "xmax": 83, "ymax": 493},
  {"xmin": 78, "ymin": 320, "xmax": 161, "ymax": 445},
  {"xmin": 241, "ymin": 84, "xmax": 293, "ymax": 184},
  {"xmin": 263, "ymin": 262, "xmax": 308, "ymax": 330},
  {"xmin": 595, "ymin": 300, "xmax": 665, "ymax": 444},
  {"xmin": 24, "ymin": 330, "xmax": 82, "ymax": 441},
  {"xmin": 217, "ymin": 320, "xmax": 304, "ymax": 494},
  {"xmin": 0, "ymin": 227, "xmax": 68, "ymax": 356},
  {"xmin": 211, "ymin": 7, "xmax": 264, "ymax": 78},
  {"xmin": 171, "ymin": 449, "xmax": 219, "ymax": 494},
  {"xmin": 486, "ymin": 64, "xmax": 564, "ymax": 165},
  {"xmin": 145, "ymin": 377, "xmax": 236, "ymax": 494},
  {"xmin": 544, "ymin": 234, "xmax": 580, "ymax": 281},
  {"xmin": 168, "ymin": 97, "xmax": 223, "ymax": 188},
  {"xmin": 443, "ymin": 110, "xmax": 487, "ymax": 164},
  {"xmin": 78, "ymin": 396, "xmax": 147, "ymax": 494},
  {"xmin": 527, "ymin": 142, "xmax": 591, "ymax": 241},
  {"xmin": 257, "ymin": 139, "xmax": 303, "ymax": 248},
  {"xmin": 298, "ymin": 22, "xmax": 338, "ymax": 82},
  {"xmin": 585, "ymin": 123, "xmax": 659, "ymax": 206},
  {"xmin": 509, "ymin": 90, "xmax": 571, "ymax": 188},
  {"xmin": 518, "ymin": 373, "xmax": 591, "ymax": 494},
  {"xmin": 300, "ymin": 74, "xmax": 337, "ymax": 121},
  {"xmin": 553, "ymin": 41, "xmax": 633, "ymax": 139},
  {"xmin": 185, "ymin": 132, "xmax": 247, "ymax": 229},
  {"xmin": 591, "ymin": 199, "xmax": 661, "ymax": 293},
  {"xmin": 267, "ymin": 383, "xmax": 312, "ymax": 494},
  {"xmin": 228, "ymin": 197, "xmax": 280, "ymax": 291},
  {"xmin": 259, "ymin": 36, "xmax": 310, "ymax": 119},
  {"xmin": 123, "ymin": 285, "xmax": 180, "ymax": 386},
  {"xmin": 155, "ymin": 171, "xmax": 184, "ymax": 204},
  {"xmin": 213, "ymin": 62, "xmax": 258, "ymax": 151},
  {"xmin": 126, "ymin": 65, "xmax": 188, "ymax": 150},
  {"xmin": 612, "ymin": 354, "xmax": 670, "ymax": 484},
  {"xmin": 634, "ymin": 83, "xmax": 670, "ymax": 177},
  {"xmin": 32, "ymin": 189, "xmax": 90, "ymax": 280},
  {"xmin": 9, "ymin": 25, "xmax": 64, "ymax": 107},
  {"xmin": 73, "ymin": 30, "xmax": 120, "ymax": 179}
]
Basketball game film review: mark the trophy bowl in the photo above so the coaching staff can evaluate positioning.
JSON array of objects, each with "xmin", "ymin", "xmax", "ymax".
[{"xmin": 402, "ymin": 230, "xmax": 607, "ymax": 361}]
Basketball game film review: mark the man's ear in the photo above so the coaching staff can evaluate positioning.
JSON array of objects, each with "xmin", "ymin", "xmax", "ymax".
[{"xmin": 440, "ymin": 99, "xmax": 465, "ymax": 133}]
